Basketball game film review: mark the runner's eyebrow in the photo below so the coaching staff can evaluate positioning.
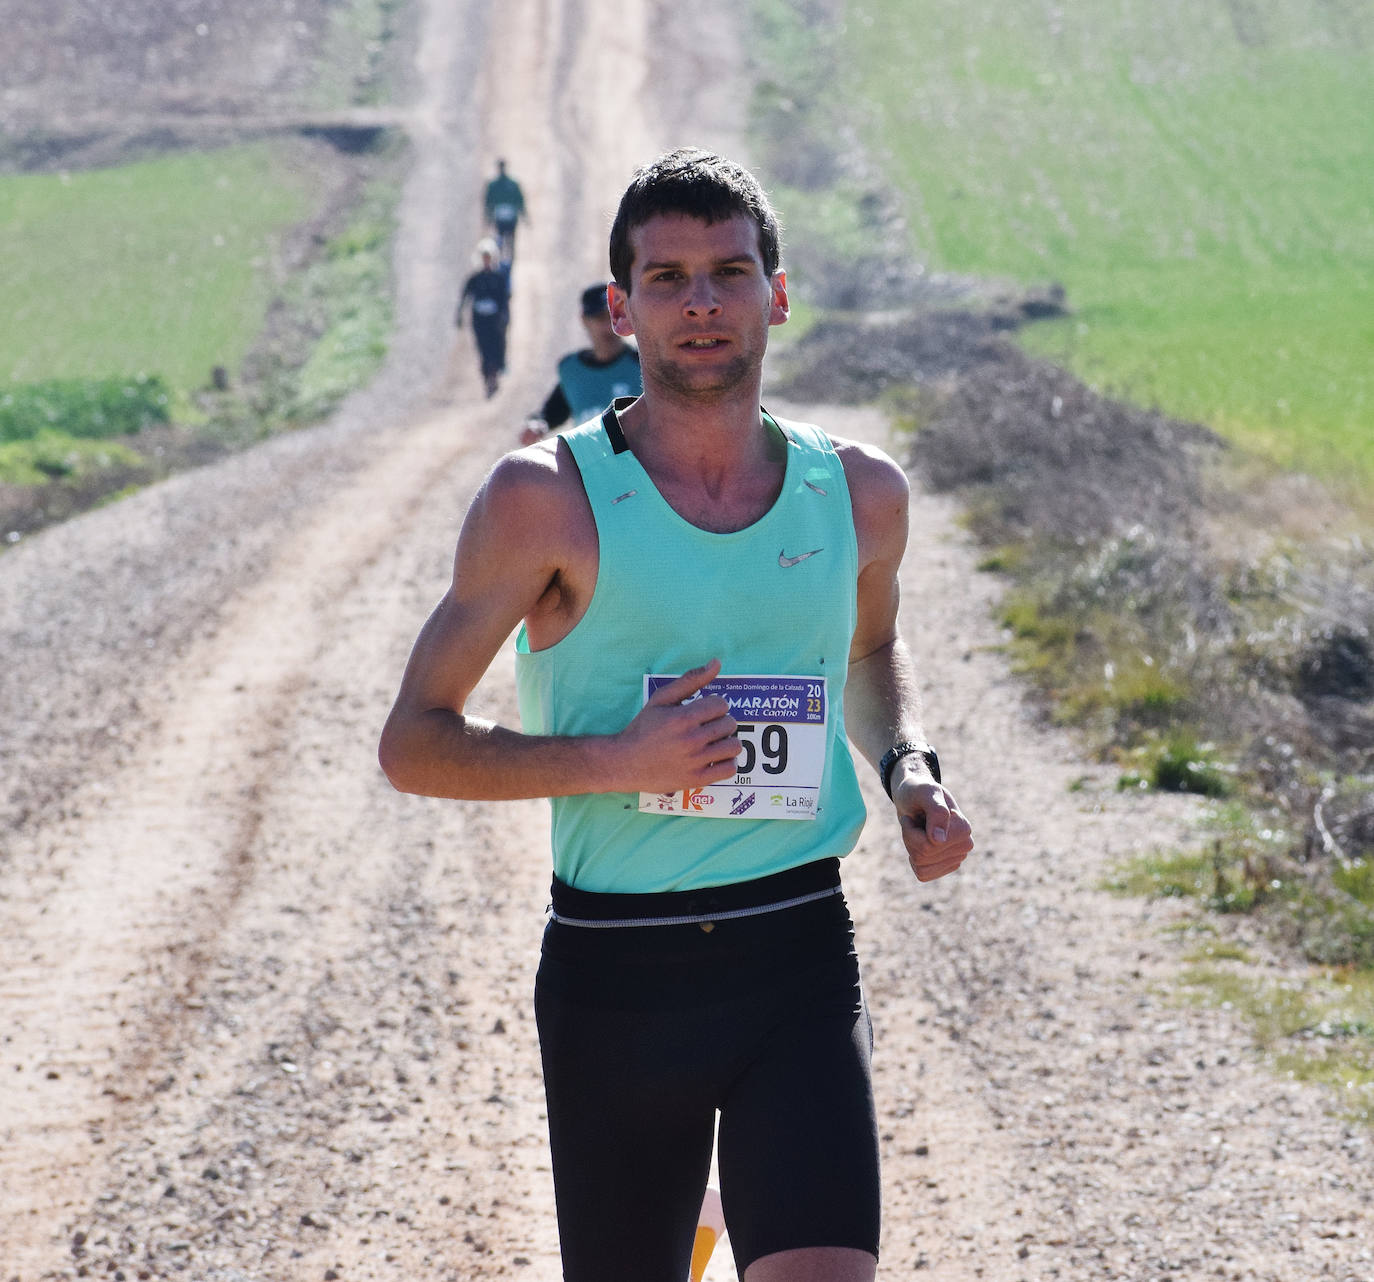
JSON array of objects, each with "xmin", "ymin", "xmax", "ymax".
[{"xmin": 639, "ymin": 255, "xmax": 758, "ymax": 274}]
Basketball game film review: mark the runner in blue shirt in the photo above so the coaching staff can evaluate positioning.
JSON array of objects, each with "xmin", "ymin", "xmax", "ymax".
[{"xmin": 520, "ymin": 283, "xmax": 642, "ymax": 444}]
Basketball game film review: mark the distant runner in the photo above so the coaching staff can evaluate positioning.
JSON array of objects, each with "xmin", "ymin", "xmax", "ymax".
[
  {"xmin": 520, "ymin": 283, "xmax": 642, "ymax": 445},
  {"xmin": 483, "ymin": 158, "xmax": 527, "ymax": 266},
  {"xmin": 455, "ymin": 239, "xmax": 509, "ymax": 398}
]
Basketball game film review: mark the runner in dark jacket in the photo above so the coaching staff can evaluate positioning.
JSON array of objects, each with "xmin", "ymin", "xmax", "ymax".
[{"xmin": 457, "ymin": 240, "xmax": 510, "ymax": 398}]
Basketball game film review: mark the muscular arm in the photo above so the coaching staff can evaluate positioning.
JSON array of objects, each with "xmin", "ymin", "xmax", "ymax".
[
  {"xmin": 838, "ymin": 439, "xmax": 973, "ymax": 881},
  {"xmin": 378, "ymin": 444, "xmax": 740, "ymax": 801}
]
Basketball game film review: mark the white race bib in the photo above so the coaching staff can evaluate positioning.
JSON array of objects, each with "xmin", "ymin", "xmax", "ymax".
[{"xmin": 638, "ymin": 674, "xmax": 827, "ymax": 821}]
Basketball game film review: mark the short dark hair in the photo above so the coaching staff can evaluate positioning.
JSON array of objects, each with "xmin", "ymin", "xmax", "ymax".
[{"xmin": 608, "ymin": 149, "xmax": 782, "ymax": 290}]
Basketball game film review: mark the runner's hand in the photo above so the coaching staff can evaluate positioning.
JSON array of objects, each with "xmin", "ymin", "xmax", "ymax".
[
  {"xmin": 893, "ymin": 776, "xmax": 973, "ymax": 882},
  {"xmin": 610, "ymin": 659, "xmax": 739, "ymax": 794}
]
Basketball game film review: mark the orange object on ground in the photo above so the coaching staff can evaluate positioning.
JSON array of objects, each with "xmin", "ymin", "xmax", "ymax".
[{"xmin": 690, "ymin": 1186, "xmax": 726, "ymax": 1282}]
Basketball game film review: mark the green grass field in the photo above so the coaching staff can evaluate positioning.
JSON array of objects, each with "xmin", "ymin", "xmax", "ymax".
[
  {"xmin": 0, "ymin": 143, "xmax": 318, "ymax": 397},
  {"xmin": 838, "ymin": 0, "xmax": 1374, "ymax": 486}
]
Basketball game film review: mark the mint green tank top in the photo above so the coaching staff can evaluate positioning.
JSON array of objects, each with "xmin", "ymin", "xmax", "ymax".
[{"xmin": 515, "ymin": 405, "xmax": 867, "ymax": 893}]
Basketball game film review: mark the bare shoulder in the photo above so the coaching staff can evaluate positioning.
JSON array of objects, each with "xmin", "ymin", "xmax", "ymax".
[
  {"xmin": 830, "ymin": 435, "xmax": 911, "ymax": 506},
  {"xmin": 830, "ymin": 435, "xmax": 910, "ymax": 566},
  {"xmin": 477, "ymin": 436, "xmax": 586, "ymax": 512},
  {"xmin": 453, "ymin": 438, "xmax": 597, "ymax": 645},
  {"xmin": 465, "ymin": 437, "xmax": 594, "ymax": 553}
]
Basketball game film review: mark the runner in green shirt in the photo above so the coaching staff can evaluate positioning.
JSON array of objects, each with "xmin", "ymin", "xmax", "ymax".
[{"xmin": 483, "ymin": 159, "xmax": 527, "ymax": 266}]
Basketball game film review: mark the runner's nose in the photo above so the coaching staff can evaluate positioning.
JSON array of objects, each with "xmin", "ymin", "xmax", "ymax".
[{"xmin": 683, "ymin": 275, "xmax": 722, "ymax": 317}]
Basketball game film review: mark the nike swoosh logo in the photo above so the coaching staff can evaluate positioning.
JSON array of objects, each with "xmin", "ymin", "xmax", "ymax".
[{"xmin": 778, "ymin": 547, "xmax": 823, "ymax": 568}]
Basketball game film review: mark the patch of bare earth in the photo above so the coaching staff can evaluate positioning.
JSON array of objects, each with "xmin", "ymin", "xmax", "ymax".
[
  {"xmin": 1, "ymin": 3, "xmax": 1370, "ymax": 1281},
  {"xmin": 1, "ymin": 0, "xmax": 326, "ymax": 138}
]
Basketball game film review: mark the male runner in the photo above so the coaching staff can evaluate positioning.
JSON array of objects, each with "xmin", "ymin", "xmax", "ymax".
[
  {"xmin": 520, "ymin": 283, "xmax": 642, "ymax": 444},
  {"xmin": 483, "ymin": 158, "xmax": 527, "ymax": 265},
  {"xmin": 380, "ymin": 149, "xmax": 973, "ymax": 1282},
  {"xmin": 455, "ymin": 240, "xmax": 509, "ymax": 398}
]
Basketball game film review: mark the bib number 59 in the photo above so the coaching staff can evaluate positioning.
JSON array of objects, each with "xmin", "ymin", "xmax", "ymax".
[{"xmin": 736, "ymin": 723, "xmax": 789, "ymax": 775}]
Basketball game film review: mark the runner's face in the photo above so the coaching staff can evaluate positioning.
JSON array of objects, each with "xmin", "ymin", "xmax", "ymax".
[{"xmin": 608, "ymin": 214, "xmax": 787, "ymax": 401}]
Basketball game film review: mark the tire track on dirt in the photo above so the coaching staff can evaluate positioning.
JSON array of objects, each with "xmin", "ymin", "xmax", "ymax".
[
  {"xmin": 0, "ymin": 400, "xmax": 490, "ymax": 1271},
  {"xmin": 43, "ymin": 416, "xmax": 558, "ymax": 1280}
]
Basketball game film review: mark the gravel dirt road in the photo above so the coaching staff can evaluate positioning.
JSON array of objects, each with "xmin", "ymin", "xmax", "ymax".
[{"xmin": 1, "ymin": 2, "xmax": 1369, "ymax": 1280}]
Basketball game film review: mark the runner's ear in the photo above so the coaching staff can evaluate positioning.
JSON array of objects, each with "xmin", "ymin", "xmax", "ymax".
[
  {"xmin": 608, "ymin": 283, "xmax": 635, "ymax": 337},
  {"xmin": 768, "ymin": 269, "xmax": 789, "ymax": 328}
]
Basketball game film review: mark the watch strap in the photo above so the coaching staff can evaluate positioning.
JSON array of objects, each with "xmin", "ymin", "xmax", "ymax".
[{"xmin": 879, "ymin": 741, "xmax": 941, "ymax": 799}]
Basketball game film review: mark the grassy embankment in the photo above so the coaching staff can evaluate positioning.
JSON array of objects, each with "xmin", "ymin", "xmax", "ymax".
[
  {"xmin": 751, "ymin": 0, "xmax": 1374, "ymax": 1120},
  {"xmin": 841, "ymin": 0, "xmax": 1374, "ymax": 492},
  {"xmin": 1, "ymin": 144, "xmax": 312, "ymax": 394},
  {"xmin": 0, "ymin": 0, "xmax": 404, "ymax": 518},
  {"xmin": 0, "ymin": 142, "xmax": 396, "ymax": 507}
]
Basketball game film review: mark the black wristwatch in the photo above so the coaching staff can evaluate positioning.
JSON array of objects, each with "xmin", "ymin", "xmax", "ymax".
[{"xmin": 879, "ymin": 742, "xmax": 941, "ymax": 799}]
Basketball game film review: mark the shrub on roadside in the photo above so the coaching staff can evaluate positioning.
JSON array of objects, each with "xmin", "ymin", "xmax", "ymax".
[
  {"xmin": 1149, "ymin": 734, "xmax": 1233, "ymax": 798},
  {"xmin": 0, "ymin": 431, "xmax": 145, "ymax": 487},
  {"xmin": 0, "ymin": 375, "xmax": 170, "ymax": 443}
]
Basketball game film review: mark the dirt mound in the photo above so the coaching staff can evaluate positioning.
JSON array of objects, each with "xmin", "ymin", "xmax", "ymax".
[
  {"xmin": 772, "ymin": 310, "xmax": 1005, "ymax": 401},
  {"xmin": 770, "ymin": 288, "xmax": 1068, "ymax": 404},
  {"xmin": 913, "ymin": 341, "xmax": 1224, "ymax": 543},
  {"xmin": 1, "ymin": 0, "xmax": 327, "ymax": 132},
  {"xmin": 905, "ymin": 333, "xmax": 1373, "ymax": 876},
  {"xmin": 0, "ymin": 0, "xmax": 403, "ymax": 174}
]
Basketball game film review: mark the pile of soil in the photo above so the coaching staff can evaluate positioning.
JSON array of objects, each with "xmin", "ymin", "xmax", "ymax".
[{"xmin": 0, "ymin": 0, "xmax": 328, "ymax": 141}]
